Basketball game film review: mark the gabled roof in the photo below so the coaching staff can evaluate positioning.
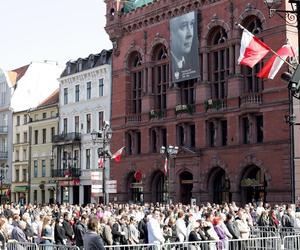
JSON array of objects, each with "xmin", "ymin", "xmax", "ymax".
[
  {"xmin": 7, "ymin": 64, "xmax": 30, "ymax": 87},
  {"xmin": 38, "ymin": 89, "xmax": 59, "ymax": 107}
]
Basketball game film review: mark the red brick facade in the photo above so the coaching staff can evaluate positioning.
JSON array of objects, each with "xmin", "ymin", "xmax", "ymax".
[{"xmin": 105, "ymin": 0, "xmax": 296, "ymax": 204}]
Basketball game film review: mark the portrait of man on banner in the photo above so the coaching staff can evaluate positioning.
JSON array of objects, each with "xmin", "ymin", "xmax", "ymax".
[{"xmin": 170, "ymin": 11, "xmax": 200, "ymax": 83}]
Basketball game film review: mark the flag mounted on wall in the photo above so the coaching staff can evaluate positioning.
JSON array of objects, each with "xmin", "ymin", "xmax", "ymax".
[
  {"xmin": 257, "ymin": 44, "xmax": 296, "ymax": 79},
  {"xmin": 238, "ymin": 25, "xmax": 270, "ymax": 68}
]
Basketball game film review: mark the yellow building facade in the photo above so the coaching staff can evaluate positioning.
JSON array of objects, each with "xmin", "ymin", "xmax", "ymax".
[{"xmin": 29, "ymin": 92, "xmax": 59, "ymax": 204}]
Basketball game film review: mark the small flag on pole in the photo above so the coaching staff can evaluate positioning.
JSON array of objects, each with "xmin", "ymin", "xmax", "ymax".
[
  {"xmin": 164, "ymin": 157, "xmax": 168, "ymax": 176},
  {"xmin": 98, "ymin": 157, "xmax": 104, "ymax": 168},
  {"xmin": 111, "ymin": 146, "xmax": 125, "ymax": 162}
]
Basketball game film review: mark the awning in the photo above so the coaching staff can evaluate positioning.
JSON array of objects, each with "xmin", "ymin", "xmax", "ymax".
[{"xmin": 14, "ymin": 186, "xmax": 28, "ymax": 192}]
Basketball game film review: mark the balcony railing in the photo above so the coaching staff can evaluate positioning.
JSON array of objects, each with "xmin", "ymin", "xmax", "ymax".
[
  {"xmin": 175, "ymin": 104, "xmax": 195, "ymax": 115},
  {"xmin": 51, "ymin": 167, "xmax": 81, "ymax": 178},
  {"xmin": 125, "ymin": 114, "xmax": 141, "ymax": 124},
  {"xmin": 52, "ymin": 132, "xmax": 81, "ymax": 143},
  {"xmin": 0, "ymin": 126, "xmax": 8, "ymax": 133},
  {"xmin": 240, "ymin": 93, "xmax": 262, "ymax": 107},
  {"xmin": 0, "ymin": 151, "xmax": 8, "ymax": 160}
]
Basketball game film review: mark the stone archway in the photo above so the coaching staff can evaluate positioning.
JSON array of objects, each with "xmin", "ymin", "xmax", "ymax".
[
  {"xmin": 151, "ymin": 170, "xmax": 167, "ymax": 203},
  {"xmin": 240, "ymin": 165, "xmax": 267, "ymax": 204},
  {"xmin": 179, "ymin": 171, "xmax": 193, "ymax": 204},
  {"xmin": 207, "ymin": 167, "xmax": 231, "ymax": 204}
]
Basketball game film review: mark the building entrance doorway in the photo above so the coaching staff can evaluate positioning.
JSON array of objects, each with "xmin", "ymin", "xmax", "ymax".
[
  {"xmin": 241, "ymin": 165, "xmax": 267, "ymax": 204},
  {"xmin": 180, "ymin": 171, "xmax": 193, "ymax": 204}
]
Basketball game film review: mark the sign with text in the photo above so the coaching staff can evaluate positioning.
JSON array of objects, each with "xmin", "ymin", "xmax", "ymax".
[
  {"xmin": 91, "ymin": 171, "xmax": 102, "ymax": 181},
  {"xmin": 106, "ymin": 180, "xmax": 117, "ymax": 194},
  {"xmin": 92, "ymin": 184, "xmax": 103, "ymax": 196}
]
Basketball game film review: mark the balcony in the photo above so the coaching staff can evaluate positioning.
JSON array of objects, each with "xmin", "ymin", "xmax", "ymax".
[
  {"xmin": 52, "ymin": 132, "xmax": 81, "ymax": 144},
  {"xmin": 204, "ymin": 99, "xmax": 227, "ymax": 112},
  {"xmin": 0, "ymin": 151, "xmax": 8, "ymax": 160},
  {"xmin": 240, "ymin": 93, "xmax": 262, "ymax": 108},
  {"xmin": 0, "ymin": 126, "xmax": 8, "ymax": 134},
  {"xmin": 149, "ymin": 109, "xmax": 166, "ymax": 120},
  {"xmin": 51, "ymin": 167, "xmax": 81, "ymax": 178},
  {"xmin": 175, "ymin": 104, "xmax": 195, "ymax": 115}
]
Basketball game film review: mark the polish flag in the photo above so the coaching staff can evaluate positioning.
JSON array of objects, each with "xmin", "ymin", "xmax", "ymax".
[
  {"xmin": 164, "ymin": 157, "xmax": 168, "ymax": 176},
  {"xmin": 238, "ymin": 28, "xmax": 270, "ymax": 68},
  {"xmin": 111, "ymin": 146, "xmax": 125, "ymax": 162},
  {"xmin": 98, "ymin": 157, "xmax": 104, "ymax": 169},
  {"xmin": 257, "ymin": 45, "xmax": 295, "ymax": 79}
]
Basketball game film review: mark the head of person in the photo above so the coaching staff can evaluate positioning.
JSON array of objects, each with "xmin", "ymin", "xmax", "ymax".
[
  {"xmin": 87, "ymin": 217, "xmax": 99, "ymax": 232},
  {"xmin": 19, "ymin": 220, "xmax": 27, "ymax": 230},
  {"xmin": 152, "ymin": 209, "xmax": 160, "ymax": 220},
  {"xmin": 171, "ymin": 11, "xmax": 195, "ymax": 57}
]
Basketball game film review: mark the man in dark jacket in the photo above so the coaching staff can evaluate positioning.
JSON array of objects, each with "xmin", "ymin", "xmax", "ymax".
[
  {"xmin": 225, "ymin": 213, "xmax": 240, "ymax": 239},
  {"xmin": 74, "ymin": 214, "xmax": 88, "ymax": 249},
  {"xmin": 138, "ymin": 212, "xmax": 149, "ymax": 243},
  {"xmin": 83, "ymin": 217, "xmax": 105, "ymax": 250},
  {"xmin": 63, "ymin": 212, "xmax": 74, "ymax": 243},
  {"xmin": 11, "ymin": 221, "xmax": 28, "ymax": 242}
]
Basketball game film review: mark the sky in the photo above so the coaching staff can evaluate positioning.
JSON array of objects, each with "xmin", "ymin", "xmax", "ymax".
[{"xmin": 0, "ymin": 0, "xmax": 112, "ymax": 71}]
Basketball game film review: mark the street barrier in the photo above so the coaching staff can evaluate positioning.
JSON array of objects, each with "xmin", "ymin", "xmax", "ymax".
[
  {"xmin": 282, "ymin": 235, "xmax": 300, "ymax": 250},
  {"xmin": 7, "ymin": 242, "xmax": 80, "ymax": 250},
  {"xmin": 104, "ymin": 243, "xmax": 160, "ymax": 250}
]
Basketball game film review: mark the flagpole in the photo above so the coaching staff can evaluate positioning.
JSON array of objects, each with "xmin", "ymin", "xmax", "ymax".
[{"xmin": 237, "ymin": 23, "xmax": 296, "ymax": 70}]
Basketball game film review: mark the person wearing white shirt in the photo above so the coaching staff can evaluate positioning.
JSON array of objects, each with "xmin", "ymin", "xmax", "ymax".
[
  {"xmin": 176, "ymin": 211, "xmax": 187, "ymax": 242},
  {"xmin": 147, "ymin": 209, "xmax": 165, "ymax": 245}
]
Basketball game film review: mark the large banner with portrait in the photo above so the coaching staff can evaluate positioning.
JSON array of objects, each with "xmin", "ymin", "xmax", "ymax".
[{"xmin": 170, "ymin": 11, "xmax": 200, "ymax": 83}]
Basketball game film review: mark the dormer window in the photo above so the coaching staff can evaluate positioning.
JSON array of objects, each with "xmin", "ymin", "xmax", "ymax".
[
  {"xmin": 67, "ymin": 64, "xmax": 71, "ymax": 75},
  {"xmin": 78, "ymin": 60, "xmax": 83, "ymax": 72},
  {"xmin": 89, "ymin": 55, "xmax": 94, "ymax": 68}
]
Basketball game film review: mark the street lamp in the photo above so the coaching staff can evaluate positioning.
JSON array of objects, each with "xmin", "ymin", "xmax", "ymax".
[
  {"xmin": 264, "ymin": 0, "xmax": 300, "ymax": 203},
  {"xmin": 160, "ymin": 145, "xmax": 179, "ymax": 203},
  {"xmin": 91, "ymin": 121, "xmax": 112, "ymax": 205}
]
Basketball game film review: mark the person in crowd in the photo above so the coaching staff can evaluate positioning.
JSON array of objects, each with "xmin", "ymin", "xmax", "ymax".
[
  {"xmin": 63, "ymin": 212, "xmax": 74, "ymax": 244},
  {"xmin": 138, "ymin": 211, "xmax": 149, "ymax": 243},
  {"xmin": 111, "ymin": 215, "xmax": 126, "ymax": 245},
  {"xmin": 128, "ymin": 216, "xmax": 139, "ymax": 245},
  {"xmin": 0, "ymin": 218, "xmax": 8, "ymax": 250},
  {"xmin": 40, "ymin": 216, "xmax": 54, "ymax": 248},
  {"xmin": 235, "ymin": 209, "xmax": 250, "ymax": 239},
  {"xmin": 11, "ymin": 220, "xmax": 28, "ymax": 242},
  {"xmin": 269, "ymin": 209, "xmax": 280, "ymax": 228},
  {"xmin": 99, "ymin": 216, "xmax": 113, "ymax": 246},
  {"xmin": 83, "ymin": 216, "xmax": 105, "ymax": 250},
  {"xmin": 54, "ymin": 215, "xmax": 67, "ymax": 245},
  {"xmin": 147, "ymin": 209, "xmax": 165, "ymax": 245},
  {"xmin": 176, "ymin": 210, "xmax": 187, "ymax": 242},
  {"xmin": 74, "ymin": 214, "xmax": 88, "ymax": 249},
  {"xmin": 224, "ymin": 213, "xmax": 240, "ymax": 239},
  {"xmin": 281, "ymin": 205, "xmax": 295, "ymax": 228},
  {"xmin": 213, "ymin": 216, "xmax": 229, "ymax": 250},
  {"xmin": 257, "ymin": 210, "xmax": 269, "ymax": 227}
]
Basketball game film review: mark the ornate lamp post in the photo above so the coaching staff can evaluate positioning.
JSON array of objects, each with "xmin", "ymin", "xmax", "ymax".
[
  {"xmin": 160, "ymin": 145, "xmax": 179, "ymax": 203},
  {"xmin": 91, "ymin": 121, "xmax": 112, "ymax": 205}
]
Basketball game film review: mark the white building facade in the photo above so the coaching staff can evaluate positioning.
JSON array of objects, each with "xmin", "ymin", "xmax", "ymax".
[
  {"xmin": 54, "ymin": 50, "xmax": 112, "ymax": 205},
  {"xmin": 0, "ymin": 68, "xmax": 12, "ymax": 201}
]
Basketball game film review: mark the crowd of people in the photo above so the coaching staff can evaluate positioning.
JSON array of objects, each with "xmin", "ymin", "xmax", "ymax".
[{"xmin": 0, "ymin": 201, "xmax": 298, "ymax": 250}]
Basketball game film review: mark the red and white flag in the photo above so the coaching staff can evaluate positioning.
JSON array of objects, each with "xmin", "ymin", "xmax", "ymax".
[
  {"xmin": 111, "ymin": 146, "xmax": 125, "ymax": 162},
  {"xmin": 257, "ymin": 44, "xmax": 295, "ymax": 79},
  {"xmin": 164, "ymin": 157, "xmax": 168, "ymax": 176},
  {"xmin": 98, "ymin": 157, "xmax": 104, "ymax": 169},
  {"xmin": 238, "ymin": 28, "xmax": 270, "ymax": 68}
]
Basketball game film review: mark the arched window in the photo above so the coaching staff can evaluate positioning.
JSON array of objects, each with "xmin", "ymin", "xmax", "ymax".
[
  {"xmin": 241, "ymin": 16, "xmax": 263, "ymax": 93},
  {"xmin": 208, "ymin": 26, "xmax": 229, "ymax": 100},
  {"xmin": 128, "ymin": 52, "xmax": 143, "ymax": 114},
  {"xmin": 152, "ymin": 45, "xmax": 168, "ymax": 111}
]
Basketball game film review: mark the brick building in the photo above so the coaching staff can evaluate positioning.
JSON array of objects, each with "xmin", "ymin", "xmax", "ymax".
[{"xmin": 105, "ymin": 0, "xmax": 298, "ymax": 204}]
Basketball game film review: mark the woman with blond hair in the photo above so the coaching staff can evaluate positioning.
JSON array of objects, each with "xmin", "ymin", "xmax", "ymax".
[
  {"xmin": 0, "ymin": 217, "xmax": 8, "ymax": 250},
  {"xmin": 40, "ymin": 216, "xmax": 54, "ymax": 248}
]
